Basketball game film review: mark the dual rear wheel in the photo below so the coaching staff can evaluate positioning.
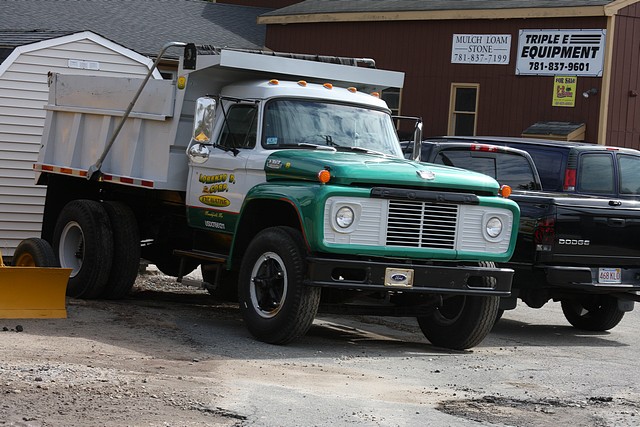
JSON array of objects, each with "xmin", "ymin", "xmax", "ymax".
[{"xmin": 52, "ymin": 199, "xmax": 140, "ymax": 299}]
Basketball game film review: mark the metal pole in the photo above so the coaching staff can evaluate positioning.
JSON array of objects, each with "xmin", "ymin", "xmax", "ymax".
[{"xmin": 87, "ymin": 41, "xmax": 187, "ymax": 180}]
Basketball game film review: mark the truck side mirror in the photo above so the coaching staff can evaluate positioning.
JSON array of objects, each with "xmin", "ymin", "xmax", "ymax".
[
  {"xmin": 192, "ymin": 97, "xmax": 216, "ymax": 144},
  {"xmin": 412, "ymin": 119, "xmax": 423, "ymax": 162},
  {"xmin": 187, "ymin": 97, "xmax": 217, "ymax": 164}
]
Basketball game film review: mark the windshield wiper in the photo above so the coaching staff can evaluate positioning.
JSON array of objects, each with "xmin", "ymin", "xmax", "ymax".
[
  {"xmin": 339, "ymin": 145, "xmax": 390, "ymax": 157},
  {"xmin": 279, "ymin": 143, "xmax": 336, "ymax": 151}
]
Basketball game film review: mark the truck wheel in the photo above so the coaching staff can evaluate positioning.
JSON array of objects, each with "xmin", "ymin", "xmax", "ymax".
[
  {"xmin": 101, "ymin": 201, "xmax": 140, "ymax": 299},
  {"xmin": 13, "ymin": 238, "xmax": 58, "ymax": 267},
  {"xmin": 561, "ymin": 296, "xmax": 625, "ymax": 331},
  {"xmin": 202, "ymin": 264, "xmax": 239, "ymax": 302},
  {"xmin": 417, "ymin": 261, "xmax": 499, "ymax": 350},
  {"xmin": 53, "ymin": 200, "xmax": 114, "ymax": 299},
  {"xmin": 239, "ymin": 226, "xmax": 320, "ymax": 344}
]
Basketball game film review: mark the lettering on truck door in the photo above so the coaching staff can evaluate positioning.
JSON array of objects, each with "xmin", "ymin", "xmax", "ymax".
[{"xmin": 187, "ymin": 103, "xmax": 263, "ymax": 233}]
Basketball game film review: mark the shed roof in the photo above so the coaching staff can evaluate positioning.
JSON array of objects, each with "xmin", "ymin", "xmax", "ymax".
[
  {"xmin": 0, "ymin": 30, "xmax": 74, "ymax": 48},
  {"xmin": 0, "ymin": 0, "xmax": 271, "ymax": 58},
  {"xmin": 259, "ymin": 0, "xmax": 635, "ymax": 23}
]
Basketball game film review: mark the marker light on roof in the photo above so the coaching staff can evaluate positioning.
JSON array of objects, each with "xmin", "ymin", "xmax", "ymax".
[
  {"xmin": 371, "ymin": 92, "xmax": 380, "ymax": 98},
  {"xmin": 298, "ymin": 80, "xmax": 307, "ymax": 87},
  {"xmin": 323, "ymin": 83, "xmax": 333, "ymax": 89},
  {"xmin": 347, "ymin": 87, "xmax": 357, "ymax": 93},
  {"xmin": 269, "ymin": 79, "xmax": 279, "ymax": 85}
]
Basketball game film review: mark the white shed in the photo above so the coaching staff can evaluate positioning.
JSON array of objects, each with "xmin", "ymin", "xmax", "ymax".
[{"xmin": 0, "ymin": 31, "xmax": 161, "ymax": 257}]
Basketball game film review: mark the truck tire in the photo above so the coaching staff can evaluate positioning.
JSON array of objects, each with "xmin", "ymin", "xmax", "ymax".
[
  {"xmin": 238, "ymin": 226, "xmax": 320, "ymax": 344},
  {"xmin": 53, "ymin": 199, "xmax": 114, "ymax": 299},
  {"xmin": 561, "ymin": 296, "xmax": 625, "ymax": 331},
  {"xmin": 101, "ymin": 201, "xmax": 140, "ymax": 299},
  {"xmin": 417, "ymin": 261, "xmax": 499, "ymax": 350},
  {"xmin": 12, "ymin": 238, "xmax": 58, "ymax": 267}
]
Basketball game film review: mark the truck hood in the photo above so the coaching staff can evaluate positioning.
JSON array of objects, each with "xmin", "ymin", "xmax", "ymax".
[{"xmin": 264, "ymin": 150, "xmax": 499, "ymax": 194}]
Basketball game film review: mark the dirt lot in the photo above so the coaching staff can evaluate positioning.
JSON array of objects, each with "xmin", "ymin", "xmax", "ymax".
[
  {"xmin": 2, "ymin": 268, "xmax": 640, "ymax": 427},
  {"xmin": 1, "ymin": 270, "xmax": 245, "ymax": 427}
]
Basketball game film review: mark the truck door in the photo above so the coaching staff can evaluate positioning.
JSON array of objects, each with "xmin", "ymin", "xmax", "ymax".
[{"xmin": 186, "ymin": 103, "xmax": 263, "ymax": 234}]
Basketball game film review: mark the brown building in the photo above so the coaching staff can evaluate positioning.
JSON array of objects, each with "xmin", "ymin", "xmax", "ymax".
[{"xmin": 258, "ymin": 0, "xmax": 640, "ymax": 149}]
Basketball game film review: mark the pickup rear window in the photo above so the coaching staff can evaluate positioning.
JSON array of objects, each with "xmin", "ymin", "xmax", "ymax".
[{"xmin": 432, "ymin": 149, "xmax": 538, "ymax": 190}]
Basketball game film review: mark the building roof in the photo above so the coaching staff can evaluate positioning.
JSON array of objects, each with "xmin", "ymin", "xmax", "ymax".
[
  {"xmin": 0, "ymin": 30, "xmax": 75, "ymax": 48},
  {"xmin": 0, "ymin": 0, "xmax": 271, "ymax": 58},
  {"xmin": 259, "ymin": 0, "xmax": 633, "ymax": 24}
]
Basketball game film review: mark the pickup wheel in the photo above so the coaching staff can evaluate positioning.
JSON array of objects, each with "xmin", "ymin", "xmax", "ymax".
[
  {"xmin": 417, "ymin": 261, "xmax": 499, "ymax": 350},
  {"xmin": 13, "ymin": 238, "xmax": 58, "ymax": 267},
  {"xmin": 239, "ymin": 226, "xmax": 320, "ymax": 344},
  {"xmin": 53, "ymin": 200, "xmax": 114, "ymax": 299},
  {"xmin": 101, "ymin": 201, "xmax": 140, "ymax": 299},
  {"xmin": 561, "ymin": 296, "xmax": 625, "ymax": 331}
]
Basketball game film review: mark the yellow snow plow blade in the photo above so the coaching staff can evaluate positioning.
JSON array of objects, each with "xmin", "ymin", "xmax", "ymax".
[{"xmin": 0, "ymin": 250, "xmax": 71, "ymax": 319}]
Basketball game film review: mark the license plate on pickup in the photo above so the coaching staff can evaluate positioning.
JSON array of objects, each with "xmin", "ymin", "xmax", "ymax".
[
  {"xmin": 385, "ymin": 268, "xmax": 414, "ymax": 288},
  {"xmin": 598, "ymin": 268, "xmax": 621, "ymax": 284}
]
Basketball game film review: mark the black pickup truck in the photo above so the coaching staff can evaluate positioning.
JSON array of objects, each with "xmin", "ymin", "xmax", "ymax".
[{"xmin": 404, "ymin": 138, "xmax": 640, "ymax": 331}]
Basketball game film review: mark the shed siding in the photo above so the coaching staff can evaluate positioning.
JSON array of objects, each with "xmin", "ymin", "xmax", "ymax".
[
  {"xmin": 607, "ymin": 4, "xmax": 640, "ymax": 148},
  {"xmin": 0, "ymin": 37, "xmax": 152, "ymax": 256},
  {"xmin": 266, "ymin": 16, "xmax": 606, "ymax": 142}
]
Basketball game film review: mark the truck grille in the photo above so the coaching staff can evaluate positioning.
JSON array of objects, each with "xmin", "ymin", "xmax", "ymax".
[{"xmin": 386, "ymin": 200, "xmax": 458, "ymax": 249}]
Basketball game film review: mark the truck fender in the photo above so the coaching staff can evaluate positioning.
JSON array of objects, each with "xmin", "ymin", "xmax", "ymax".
[{"xmin": 230, "ymin": 185, "xmax": 317, "ymax": 267}]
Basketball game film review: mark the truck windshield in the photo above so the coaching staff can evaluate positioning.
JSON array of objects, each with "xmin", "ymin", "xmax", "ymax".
[{"xmin": 262, "ymin": 99, "xmax": 403, "ymax": 157}]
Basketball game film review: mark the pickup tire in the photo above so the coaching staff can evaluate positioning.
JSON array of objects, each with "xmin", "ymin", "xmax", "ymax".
[
  {"xmin": 417, "ymin": 261, "xmax": 500, "ymax": 350},
  {"xmin": 12, "ymin": 238, "xmax": 58, "ymax": 267},
  {"xmin": 53, "ymin": 199, "xmax": 114, "ymax": 299},
  {"xmin": 238, "ymin": 226, "xmax": 320, "ymax": 344},
  {"xmin": 561, "ymin": 296, "xmax": 625, "ymax": 331},
  {"xmin": 101, "ymin": 201, "xmax": 140, "ymax": 299}
]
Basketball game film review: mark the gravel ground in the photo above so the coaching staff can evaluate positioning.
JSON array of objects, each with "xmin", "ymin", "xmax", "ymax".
[{"xmin": 2, "ymin": 266, "xmax": 640, "ymax": 427}]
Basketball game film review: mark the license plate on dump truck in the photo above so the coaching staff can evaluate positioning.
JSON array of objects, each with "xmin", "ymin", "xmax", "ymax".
[
  {"xmin": 598, "ymin": 268, "xmax": 621, "ymax": 284},
  {"xmin": 385, "ymin": 268, "xmax": 414, "ymax": 288}
]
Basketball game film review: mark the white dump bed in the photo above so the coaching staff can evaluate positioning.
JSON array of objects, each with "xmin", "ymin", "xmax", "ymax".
[{"xmin": 37, "ymin": 48, "xmax": 404, "ymax": 191}]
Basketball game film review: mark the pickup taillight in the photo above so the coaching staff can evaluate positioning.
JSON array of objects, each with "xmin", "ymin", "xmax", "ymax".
[{"xmin": 534, "ymin": 217, "xmax": 555, "ymax": 252}]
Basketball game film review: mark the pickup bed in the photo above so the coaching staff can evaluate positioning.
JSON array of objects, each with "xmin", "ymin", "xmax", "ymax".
[{"xmin": 406, "ymin": 139, "xmax": 640, "ymax": 331}]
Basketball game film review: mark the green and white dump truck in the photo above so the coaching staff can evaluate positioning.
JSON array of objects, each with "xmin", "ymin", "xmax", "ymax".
[{"xmin": 35, "ymin": 43, "xmax": 519, "ymax": 349}]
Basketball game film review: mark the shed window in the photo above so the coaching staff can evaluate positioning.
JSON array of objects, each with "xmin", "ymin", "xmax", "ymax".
[{"xmin": 449, "ymin": 84, "xmax": 478, "ymax": 136}]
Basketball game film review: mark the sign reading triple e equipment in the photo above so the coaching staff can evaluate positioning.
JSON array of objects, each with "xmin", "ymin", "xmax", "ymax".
[{"xmin": 516, "ymin": 29, "xmax": 606, "ymax": 77}]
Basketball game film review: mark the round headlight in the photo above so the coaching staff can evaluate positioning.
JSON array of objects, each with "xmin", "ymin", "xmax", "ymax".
[
  {"xmin": 336, "ymin": 206, "xmax": 354, "ymax": 228},
  {"xmin": 486, "ymin": 217, "xmax": 503, "ymax": 238}
]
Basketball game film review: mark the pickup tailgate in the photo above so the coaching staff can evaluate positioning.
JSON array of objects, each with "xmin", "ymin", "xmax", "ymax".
[{"xmin": 551, "ymin": 196, "xmax": 640, "ymax": 265}]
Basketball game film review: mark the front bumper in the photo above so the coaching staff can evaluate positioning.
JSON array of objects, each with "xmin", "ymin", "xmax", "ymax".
[{"xmin": 305, "ymin": 256, "xmax": 513, "ymax": 297}]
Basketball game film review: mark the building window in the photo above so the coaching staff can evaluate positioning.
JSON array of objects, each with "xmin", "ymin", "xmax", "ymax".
[
  {"xmin": 449, "ymin": 84, "xmax": 479, "ymax": 136},
  {"xmin": 382, "ymin": 88, "xmax": 401, "ymax": 116}
]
